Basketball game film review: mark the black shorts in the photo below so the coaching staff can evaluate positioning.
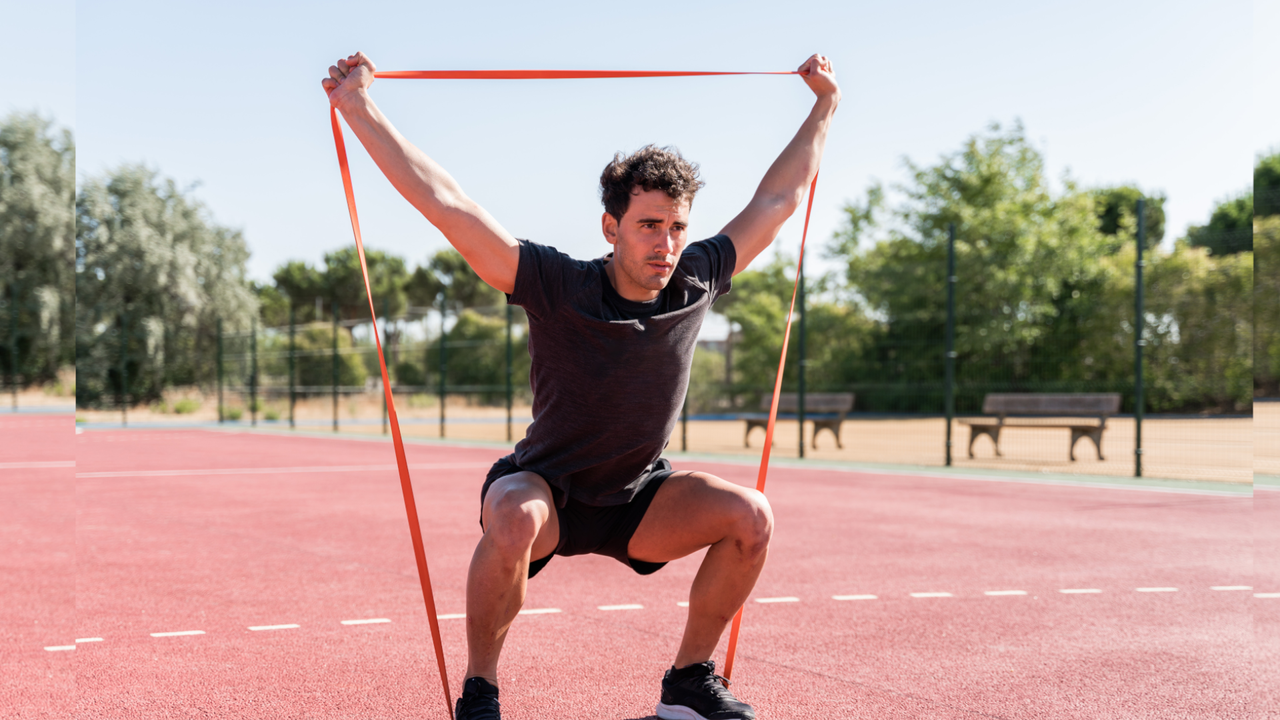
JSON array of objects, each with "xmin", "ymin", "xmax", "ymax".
[{"xmin": 480, "ymin": 455, "xmax": 676, "ymax": 579}]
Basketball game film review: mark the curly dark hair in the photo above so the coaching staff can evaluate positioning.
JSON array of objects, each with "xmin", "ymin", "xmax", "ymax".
[{"xmin": 599, "ymin": 145, "xmax": 705, "ymax": 222}]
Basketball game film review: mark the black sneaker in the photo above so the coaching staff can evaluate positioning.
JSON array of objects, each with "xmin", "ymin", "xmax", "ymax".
[
  {"xmin": 656, "ymin": 661, "xmax": 757, "ymax": 720},
  {"xmin": 455, "ymin": 676, "xmax": 501, "ymax": 720}
]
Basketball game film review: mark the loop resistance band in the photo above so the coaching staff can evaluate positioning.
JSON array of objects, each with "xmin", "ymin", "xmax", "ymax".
[{"xmin": 330, "ymin": 68, "xmax": 818, "ymax": 716}]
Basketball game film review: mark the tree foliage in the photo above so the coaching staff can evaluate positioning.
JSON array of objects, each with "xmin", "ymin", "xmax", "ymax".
[
  {"xmin": 1256, "ymin": 151, "xmax": 1280, "ymax": 218},
  {"xmin": 271, "ymin": 247, "xmax": 408, "ymax": 324},
  {"xmin": 75, "ymin": 165, "xmax": 258, "ymax": 406},
  {"xmin": 0, "ymin": 112, "xmax": 75, "ymax": 384}
]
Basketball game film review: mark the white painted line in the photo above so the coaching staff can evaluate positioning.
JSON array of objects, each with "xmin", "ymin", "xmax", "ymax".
[
  {"xmin": 248, "ymin": 624, "xmax": 300, "ymax": 631},
  {"xmin": 833, "ymin": 594, "xmax": 878, "ymax": 601},
  {"xmin": 0, "ymin": 461, "xmax": 76, "ymax": 470},
  {"xmin": 676, "ymin": 601, "xmax": 690, "ymax": 608},
  {"xmin": 44, "ymin": 645, "xmax": 75, "ymax": 652},
  {"xmin": 75, "ymin": 462, "xmax": 490, "ymax": 479},
  {"xmin": 984, "ymin": 590, "xmax": 1028, "ymax": 596},
  {"xmin": 1059, "ymin": 589, "xmax": 1102, "ymax": 594},
  {"xmin": 76, "ymin": 638, "xmax": 104, "ymax": 643},
  {"xmin": 518, "ymin": 608, "xmax": 561, "ymax": 615},
  {"xmin": 755, "ymin": 597, "xmax": 800, "ymax": 604},
  {"xmin": 341, "ymin": 618, "xmax": 391, "ymax": 625},
  {"xmin": 597, "ymin": 604, "xmax": 644, "ymax": 611},
  {"xmin": 1255, "ymin": 593, "xmax": 1280, "ymax": 599},
  {"xmin": 1135, "ymin": 587, "xmax": 1178, "ymax": 593},
  {"xmin": 438, "ymin": 614, "xmax": 467, "ymax": 620},
  {"xmin": 1211, "ymin": 586, "xmax": 1252, "ymax": 591},
  {"xmin": 150, "ymin": 630, "xmax": 205, "ymax": 637},
  {"xmin": 910, "ymin": 592, "xmax": 953, "ymax": 598}
]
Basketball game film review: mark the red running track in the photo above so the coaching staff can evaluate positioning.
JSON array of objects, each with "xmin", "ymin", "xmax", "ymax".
[{"xmin": 3, "ymin": 418, "xmax": 1270, "ymax": 718}]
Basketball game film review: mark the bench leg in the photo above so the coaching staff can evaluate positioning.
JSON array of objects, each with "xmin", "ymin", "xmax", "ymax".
[
  {"xmin": 968, "ymin": 426, "xmax": 1001, "ymax": 459},
  {"xmin": 1069, "ymin": 428, "xmax": 1105, "ymax": 461},
  {"xmin": 744, "ymin": 420, "xmax": 772, "ymax": 448},
  {"xmin": 812, "ymin": 422, "xmax": 843, "ymax": 450}
]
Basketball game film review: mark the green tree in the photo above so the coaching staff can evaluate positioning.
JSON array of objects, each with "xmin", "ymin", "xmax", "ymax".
[
  {"xmin": 1256, "ymin": 151, "xmax": 1280, "ymax": 218},
  {"xmin": 1256, "ymin": 216, "xmax": 1280, "ymax": 395},
  {"xmin": 0, "ymin": 112, "xmax": 75, "ymax": 385},
  {"xmin": 1185, "ymin": 192, "xmax": 1253, "ymax": 255},
  {"xmin": 272, "ymin": 248, "xmax": 408, "ymax": 324},
  {"xmin": 406, "ymin": 248, "xmax": 505, "ymax": 313},
  {"xmin": 76, "ymin": 165, "xmax": 258, "ymax": 406},
  {"xmin": 1091, "ymin": 185, "xmax": 1166, "ymax": 252}
]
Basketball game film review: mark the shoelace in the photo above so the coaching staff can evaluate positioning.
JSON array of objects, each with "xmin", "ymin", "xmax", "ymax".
[{"xmin": 702, "ymin": 672, "xmax": 736, "ymax": 697}]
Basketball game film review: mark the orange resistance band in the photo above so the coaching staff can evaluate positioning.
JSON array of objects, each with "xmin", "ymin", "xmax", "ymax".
[{"xmin": 330, "ymin": 69, "xmax": 817, "ymax": 716}]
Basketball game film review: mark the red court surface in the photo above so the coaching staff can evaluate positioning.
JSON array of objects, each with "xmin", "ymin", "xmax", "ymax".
[{"xmin": 3, "ymin": 416, "xmax": 1270, "ymax": 718}]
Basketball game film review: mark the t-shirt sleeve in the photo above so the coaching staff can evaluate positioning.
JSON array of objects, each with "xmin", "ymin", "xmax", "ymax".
[
  {"xmin": 509, "ymin": 239, "xmax": 583, "ymax": 319},
  {"xmin": 683, "ymin": 234, "xmax": 737, "ymax": 301}
]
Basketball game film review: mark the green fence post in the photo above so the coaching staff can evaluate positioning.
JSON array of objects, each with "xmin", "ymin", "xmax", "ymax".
[
  {"xmin": 506, "ymin": 304, "xmax": 514, "ymax": 443},
  {"xmin": 382, "ymin": 299, "xmax": 389, "ymax": 436},
  {"xmin": 120, "ymin": 309, "xmax": 129, "ymax": 427},
  {"xmin": 288, "ymin": 304, "xmax": 296, "ymax": 429},
  {"xmin": 945, "ymin": 223, "xmax": 957, "ymax": 466},
  {"xmin": 332, "ymin": 302, "xmax": 339, "ymax": 433},
  {"xmin": 1135, "ymin": 199, "xmax": 1145, "ymax": 478},
  {"xmin": 250, "ymin": 317, "xmax": 258, "ymax": 427},
  {"xmin": 217, "ymin": 318, "xmax": 224, "ymax": 423},
  {"xmin": 439, "ymin": 294, "xmax": 447, "ymax": 439},
  {"xmin": 798, "ymin": 248, "xmax": 806, "ymax": 459},
  {"xmin": 8, "ymin": 280, "xmax": 17, "ymax": 412}
]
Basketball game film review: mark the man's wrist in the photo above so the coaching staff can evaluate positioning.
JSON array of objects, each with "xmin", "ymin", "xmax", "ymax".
[{"xmin": 335, "ymin": 87, "xmax": 374, "ymax": 117}]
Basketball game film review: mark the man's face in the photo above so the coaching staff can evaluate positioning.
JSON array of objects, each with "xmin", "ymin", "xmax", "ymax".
[{"xmin": 601, "ymin": 187, "xmax": 690, "ymax": 301}]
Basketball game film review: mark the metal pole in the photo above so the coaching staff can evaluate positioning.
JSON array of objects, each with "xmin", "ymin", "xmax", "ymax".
[
  {"xmin": 120, "ymin": 309, "xmax": 129, "ymax": 427},
  {"xmin": 382, "ymin": 299, "xmax": 389, "ymax": 436},
  {"xmin": 332, "ymin": 303, "xmax": 339, "ymax": 433},
  {"xmin": 797, "ymin": 250, "xmax": 806, "ymax": 458},
  {"xmin": 682, "ymin": 395, "xmax": 689, "ymax": 452},
  {"xmin": 439, "ymin": 295, "xmax": 447, "ymax": 439},
  {"xmin": 217, "ymin": 318, "xmax": 224, "ymax": 423},
  {"xmin": 8, "ymin": 280, "xmax": 17, "ymax": 411},
  {"xmin": 250, "ymin": 317, "xmax": 258, "ymax": 427},
  {"xmin": 506, "ymin": 304, "xmax": 514, "ymax": 443},
  {"xmin": 945, "ymin": 223, "xmax": 957, "ymax": 466},
  {"xmin": 1135, "ymin": 199, "xmax": 1145, "ymax": 478},
  {"xmin": 288, "ymin": 304, "xmax": 296, "ymax": 429}
]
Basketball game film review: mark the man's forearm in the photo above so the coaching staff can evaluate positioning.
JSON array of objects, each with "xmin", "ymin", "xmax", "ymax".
[
  {"xmin": 754, "ymin": 93, "xmax": 839, "ymax": 210},
  {"xmin": 335, "ymin": 90, "xmax": 471, "ymax": 229}
]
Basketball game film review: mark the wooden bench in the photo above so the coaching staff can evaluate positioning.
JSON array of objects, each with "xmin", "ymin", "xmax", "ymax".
[
  {"xmin": 960, "ymin": 393, "xmax": 1121, "ymax": 461},
  {"xmin": 744, "ymin": 392, "xmax": 855, "ymax": 449}
]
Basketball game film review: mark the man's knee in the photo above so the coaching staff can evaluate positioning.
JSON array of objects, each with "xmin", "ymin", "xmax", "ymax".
[
  {"xmin": 482, "ymin": 474, "xmax": 553, "ymax": 555},
  {"xmin": 729, "ymin": 488, "xmax": 773, "ymax": 559}
]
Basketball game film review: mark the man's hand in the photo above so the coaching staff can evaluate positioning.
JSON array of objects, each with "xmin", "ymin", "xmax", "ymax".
[
  {"xmin": 797, "ymin": 54, "xmax": 839, "ymax": 104},
  {"xmin": 322, "ymin": 52, "xmax": 377, "ymax": 111}
]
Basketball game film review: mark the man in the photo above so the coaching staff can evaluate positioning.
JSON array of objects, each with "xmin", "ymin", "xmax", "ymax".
[{"xmin": 323, "ymin": 51, "xmax": 839, "ymax": 720}]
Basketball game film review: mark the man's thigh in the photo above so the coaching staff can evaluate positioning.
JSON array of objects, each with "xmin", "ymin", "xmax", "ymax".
[
  {"xmin": 481, "ymin": 471, "xmax": 560, "ymax": 561},
  {"xmin": 626, "ymin": 471, "xmax": 771, "ymax": 564}
]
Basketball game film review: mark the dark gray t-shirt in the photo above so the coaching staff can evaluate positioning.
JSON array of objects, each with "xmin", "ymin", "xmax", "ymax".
[{"xmin": 508, "ymin": 234, "xmax": 736, "ymax": 506}]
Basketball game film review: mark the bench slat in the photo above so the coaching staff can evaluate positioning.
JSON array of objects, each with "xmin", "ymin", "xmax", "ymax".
[
  {"xmin": 758, "ymin": 392, "xmax": 854, "ymax": 413},
  {"xmin": 981, "ymin": 393, "xmax": 1120, "ymax": 415}
]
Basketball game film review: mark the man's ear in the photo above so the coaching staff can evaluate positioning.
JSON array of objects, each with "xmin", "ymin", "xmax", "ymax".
[{"xmin": 601, "ymin": 211, "xmax": 619, "ymax": 246}]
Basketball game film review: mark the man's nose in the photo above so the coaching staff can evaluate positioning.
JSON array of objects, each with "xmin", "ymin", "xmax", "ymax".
[{"xmin": 654, "ymin": 230, "xmax": 676, "ymax": 255}]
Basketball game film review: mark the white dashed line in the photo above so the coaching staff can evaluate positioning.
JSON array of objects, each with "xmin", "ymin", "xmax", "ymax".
[
  {"xmin": 1135, "ymin": 587, "xmax": 1177, "ymax": 593},
  {"xmin": 1211, "ymin": 586, "xmax": 1252, "ymax": 591},
  {"xmin": 0, "ymin": 461, "xmax": 76, "ymax": 470},
  {"xmin": 755, "ymin": 597, "xmax": 800, "ymax": 604},
  {"xmin": 1059, "ymin": 589, "xmax": 1102, "ymax": 594},
  {"xmin": 151, "ymin": 630, "xmax": 205, "ymax": 637},
  {"xmin": 1256, "ymin": 593, "xmax": 1280, "ymax": 599},
  {"xmin": 44, "ymin": 645, "xmax": 75, "ymax": 652},
  {"xmin": 438, "ymin": 613, "xmax": 467, "ymax": 620},
  {"xmin": 910, "ymin": 592, "xmax": 953, "ymax": 598},
  {"xmin": 984, "ymin": 590, "xmax": 1028, "ymax": 596},
  {"xmin": 76, "ymin": 638, "xmax": 104, "ymax": 643},
  {"xmin": 75, "ymin": 462, "xmax": 490, "ymax": 479},
  {"xmin": 833, "ymin": 594, "xmax": 878, "ymax": 601},
  {"xmin": 676, "ymin": 601, "xmax": 690, "ymax": 607},
  {"xmin": 518, "ymin": 608, "xmax": 561, "ymax": 615},
  {"xmin": 248, "ymin": 624, "xmax": 300, "ymax": 631},
  {"xmin": 597, "ymin": 604, "xmax": 644, "ymax": 611},
  {"xmin": 341, "ymin": 618, "xmax": 391, "ymax": 625}
]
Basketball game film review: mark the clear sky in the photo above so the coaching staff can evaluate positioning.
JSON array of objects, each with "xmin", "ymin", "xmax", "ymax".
[{"xmin": 6, "ymin": 0, "xmax": 1266, "ymax": 292}]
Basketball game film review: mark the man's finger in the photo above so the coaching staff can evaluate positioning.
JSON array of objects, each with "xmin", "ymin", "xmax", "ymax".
[
  {"xmin": 329, "ymin": 65, "xmax": 345, "ymax": 82},
  {"xmin": 337, "ymin": 58, "xmax": 351, "ymax": 74}
]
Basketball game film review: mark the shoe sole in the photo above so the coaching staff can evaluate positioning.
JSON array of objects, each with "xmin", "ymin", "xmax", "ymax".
[{"xmin": 656, "ymin": 701, "xmax": 754, "ymax": 720}]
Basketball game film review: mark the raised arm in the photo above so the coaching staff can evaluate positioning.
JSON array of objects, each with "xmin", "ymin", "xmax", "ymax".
[
  {"xmin": 323, "ymin": 52, "xmax": 520, "ymax": 294},
  {"xmin": 719, "ymin": 54, "xmax": 840, "ymax": 275}
]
